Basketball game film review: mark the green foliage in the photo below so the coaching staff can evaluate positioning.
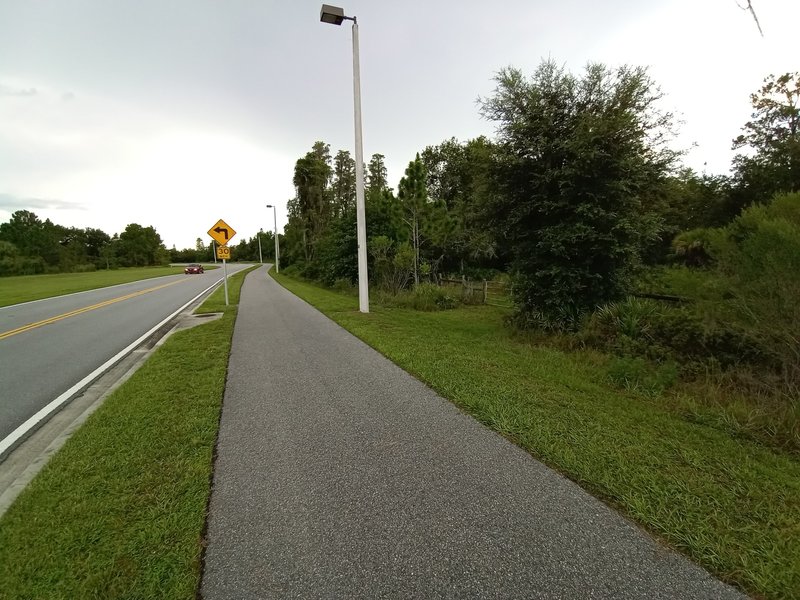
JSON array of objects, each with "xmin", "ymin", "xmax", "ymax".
[
  {"xmin": 398, "ymin": 153, "xmax": 430, "ymax": 285},
  {"xmin": 366, "ymin": 187, "xmax": 404, "ymax": 242},
  {"xmin": 331, "ymin": 149, "xmax": 356, "ymax": 217},
  {"xmin": 719, "ymin": 194, "xmax": 800, "ymax": 292},
  {"xmin": 671, "ymin": 228, "xmax": 717, "ymax": 267},
  {"xmin": 0, "ymin": 240, "xmax": 43, "ymax": 276},
  {"xmin": 0, "ymin": 210, "xmax": 61, "ymax": 266},
  {"xmin": 480, "ymin": 60, "xmax": 678, "ymax": 329},
  {"xmin": 280, "ymin": 264, "xmax": 301, "ymax": 278},
  {"xmin": 606, "ymin": 356, "xmax": 678, "ymax": 397},
  {"xmin": 373, "ymin": 282, "xmax": 457, "ymax": 311},
  {"xmin": 366, "ymin": 153, "xmax": 389, "ymax": 195},
  {"xmin": 229, "ymin": 231, "xmax": 277, "ymax": 263},
  {"xmin": 116, "ymin": 223, "xmax": 168, "ymax": 267},
  {"xmin": 314, "ymin": 207, "xmax": 358, "ymax": 286},
  {"xmin": 331, "ymin": 277, "xmax": 354, "ymax": 294},
  {"xmin": 583, "ymin": 298, "xmax": 776, "ymax": 370},
  {"xmin": 671, "ymin": 193, "xmax": 800, "ymax": 342},
  {"xmin": 730, "ymin": 73, "xmax": 800, "ymax": 211},
  {"xmin": 369, "ymin": 235, "xmax": 413, "ymax": 294},
  {"xmin": 421, "ymin": 136, "xmax": 501, "ymax": 273},
  {"xmin": 409, "ymin": 282, "xmax": 458, "ymax": 310},
  {"xmin": 290, "ymin": 141, "xmax": 333, "ymax": 263},
  {"xmin": 643, "ymin": 169, "xmax": 734, "ymax": 263},
  {"xmin": 0, "ymin": 210, "xmax": 173, "ymax": 275}
]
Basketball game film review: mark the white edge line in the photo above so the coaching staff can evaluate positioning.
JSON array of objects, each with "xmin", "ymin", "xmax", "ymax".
[{"xmin": 0, "ymin": 278, "xmax": 224, "ymax": 458}]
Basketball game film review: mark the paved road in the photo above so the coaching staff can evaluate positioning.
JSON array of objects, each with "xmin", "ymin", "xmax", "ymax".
[
  {"xmin": 0, "ymin": 264, "xmax": 247, "ymax": 449},
  {"xmin": 201, "ymin": 266, "xmax": 747, "ymax": 599}
]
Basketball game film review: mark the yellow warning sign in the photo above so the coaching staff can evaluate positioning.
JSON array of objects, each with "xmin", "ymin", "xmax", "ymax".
[{"xmin": 208, "ymin": 219, "xmax": 236, "ymax": 247}]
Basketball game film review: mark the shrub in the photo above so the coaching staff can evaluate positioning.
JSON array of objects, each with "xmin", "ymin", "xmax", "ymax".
[
  {"xmin": 280, "ymin": 264, "xmax": 300, "ymax": 278},
  {"xmin": 671, "ymin": 228, "xmax": 715, "ymax": 267},
  {"xmin": 331, "ymin": 277, "xmax": 355, "ymax": 294},
  {"xmin": 582, "ymin": 297, "xmax": 777, "ymax": 369},
  {"xmin": 369, "ymin": 236, "xmax": 414, "ymax": 294},
  {"xmin": 647, "ymin": 309, "xmax": 776, "ymax": 369},
  {"xmin": 408, "ymin": 283, "xmax": 457, "ymax": 311},
  {"xmin": 373, "ymin": 283, "xmax": 457, "ymax": 311},
  {"xmin": 590, "ymin": 297, "xmax": 664, "ymax": 340},
  {"xmin": 606, "ymin": 356, "xmax": 678, "ymax": 397}
]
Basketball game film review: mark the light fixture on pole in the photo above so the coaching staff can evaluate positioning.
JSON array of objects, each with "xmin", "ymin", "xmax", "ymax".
[
  {"xmin": 266, "ymin": 204, "xmax": 280, "ymax": 273},
  {"xmin": 320, "ymin": 4, "xmax": 369, "ymax": 313}
]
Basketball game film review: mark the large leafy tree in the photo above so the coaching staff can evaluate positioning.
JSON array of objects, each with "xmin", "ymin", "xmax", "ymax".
[
  {"xmin": 84, "ymin": 227, "xmax": 111, "ymax": 265},
  {"xmin": 57, "ymin": 226, "xmax": 90, "ymax": 270},
  {"xmin": 0, "ymin": 210, "xmax": 62, "ymax": 267},
  {"xmin": 421, "ymin": 136, "xmax": 499, "ymax": 273},
  {"xmin": 397, "ymin": 153, "xmax": 454, "ymax": 284},
  {"xmin": 732, "ymin": 72, "xmax": 800, "ymax": 205},
  {"xmin": 291, "ymin": 141, "xmax": 333, "ymax": 264},
  {"xmin": 366, "ymin": 153, "xmax": 389, "ymax": 195},
  {"xmin": 117, "ymin": 223, "xmax": 166, "ymax": 267},
  {"xmin": 479, "ymin": 60, "xmax": 677, "ymax": 328},
  {"xmin": 365, "ymin": 152, "xmax": 403, "ymax": 245},
  {"xmin": 398, "ymin": 154, "xmax": 430, "ymax": 285},
  {"xmin": 331, "ymin": 149, "xmax": 356, "ymax": 217}
]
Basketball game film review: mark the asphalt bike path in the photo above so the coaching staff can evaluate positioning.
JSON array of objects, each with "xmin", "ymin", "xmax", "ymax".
[{"xmin": 201, "ymin": 265, "xmax": 746, "ymax": 599}]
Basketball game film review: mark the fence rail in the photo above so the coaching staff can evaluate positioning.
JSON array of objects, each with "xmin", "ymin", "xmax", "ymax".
[
  {"xmin": 439, "ymin": 278, "xmax": 513, "ymax": 307},
  {"xmin": 437, "ymin": 279, "xmax": 689, "ymax": 309}
]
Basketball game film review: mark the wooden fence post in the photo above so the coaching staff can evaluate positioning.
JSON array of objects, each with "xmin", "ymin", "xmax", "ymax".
[{"xmin": 483, "ymin": 279, "xmax": 488, "ymax": 304}]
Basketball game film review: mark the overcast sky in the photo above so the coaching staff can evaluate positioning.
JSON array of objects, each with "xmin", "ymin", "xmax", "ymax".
[{"xmin": 1, "ymin": 0, "xmax": 797, "ymax": 250}]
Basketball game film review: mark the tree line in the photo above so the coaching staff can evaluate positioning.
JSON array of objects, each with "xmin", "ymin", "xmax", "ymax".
[
  {"xmin": 282, "ymin": 61, "xmax": 799, "ymax": 328},
  {"xmin": 0, "ymin": 213, "xmax": 172, "ymax": 276},
  {"xmin": 0, "ymin": 208, "xmax": 286, "ymax": 276}
]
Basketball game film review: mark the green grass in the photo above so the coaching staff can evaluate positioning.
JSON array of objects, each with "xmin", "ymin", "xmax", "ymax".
[
  {"xmin": 0, "ymin": 267, "xmax": 193, "ymax": 307},
  {"xmin": 272, "ymin": 272, "xmax": 800, "ymax": 600},
  {"xmin": 0, "ymin": 266, "xmax": 257, "ymax": 600}
]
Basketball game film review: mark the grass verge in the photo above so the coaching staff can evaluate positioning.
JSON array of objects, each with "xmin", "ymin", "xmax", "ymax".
[
  {"xmin": 0, "ymin": 266, "xmax": 257, "ymax": 599},
  {"xmin": 272, "ymin": 272, "xmax": 800, "ymax": 600}
]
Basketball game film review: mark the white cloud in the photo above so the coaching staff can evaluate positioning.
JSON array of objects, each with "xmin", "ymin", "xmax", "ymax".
[{"xmin": 0, "ymin": 83, "xmax": 37, "ymax": 97}]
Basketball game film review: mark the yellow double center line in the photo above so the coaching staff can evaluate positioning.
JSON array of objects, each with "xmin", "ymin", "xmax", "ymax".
[{"xmin": 0, "ymin": 279, "xmax": 187, "ymax": 341}]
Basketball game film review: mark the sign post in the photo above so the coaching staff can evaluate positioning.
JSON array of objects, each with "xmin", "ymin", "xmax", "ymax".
[{"xmin": 208, "ymin": 219, "xmax": 237, "ymax": 306}]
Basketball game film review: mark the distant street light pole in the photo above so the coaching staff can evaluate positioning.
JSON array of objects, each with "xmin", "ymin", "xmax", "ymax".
[
  {"xmin": 320, "ymin": 4, "xmax": 369, "ymax": 313},
  {"xmin": 257, "ymin": 231, "xmax": 263, "ymax": 264},
  {"xmin": 266, "ymin": 204, "xmax": 279, "ymax": 273}
]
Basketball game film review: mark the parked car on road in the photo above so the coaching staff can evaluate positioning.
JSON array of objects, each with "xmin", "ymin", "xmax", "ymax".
[{"xmin": 184, "ymin": 264, "xmax": 204, "ymax": 274}]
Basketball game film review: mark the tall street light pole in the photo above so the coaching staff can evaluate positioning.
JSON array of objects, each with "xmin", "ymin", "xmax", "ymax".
[
  {"xmin": 320, "ymin": 4, "xmax": 369, "ymax": 313},
  {"xmin": 266, "ymin": 204, "xmax": 279, "ymax": 273}
]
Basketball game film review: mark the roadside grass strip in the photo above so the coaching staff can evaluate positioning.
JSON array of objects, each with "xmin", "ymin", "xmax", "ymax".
[
  {"xmin": 271, "ymin": 273, "xmax": 800, "ymax": 600},
  {"xmin": 0, "ymin": 266, "xmax": 256, "ymax": 599},
  {"xmin": 0, "ymin": 266, "xmax": 190, "ymax": 307}
]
